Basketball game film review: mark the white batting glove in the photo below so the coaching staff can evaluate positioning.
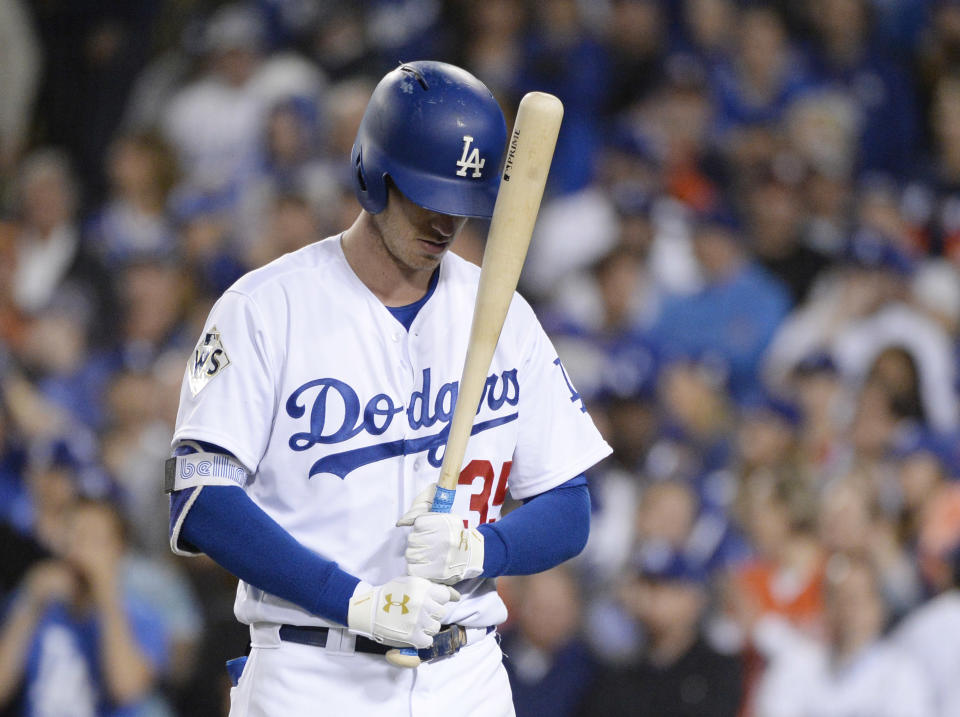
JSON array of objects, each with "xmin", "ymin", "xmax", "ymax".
[
  {"xmin": 347, "ymin": 576, "xmax": 460, "ymax": 649},
  {"xmin": 404, "ymin": 513, "xmax": 485, "ymax": 584},
  {"xmin": 397, "ymin": 484, "xmax": 485, "ymax": 585}
]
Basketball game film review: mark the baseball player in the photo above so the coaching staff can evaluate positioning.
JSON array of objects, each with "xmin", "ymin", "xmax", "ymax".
[{"xmin": 165, "ymin": 61, "xmax": 611, "ymax": 716}]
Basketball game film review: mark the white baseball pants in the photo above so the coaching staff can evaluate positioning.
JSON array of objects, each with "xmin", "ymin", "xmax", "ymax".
[{"xmin": 228, "ymin": 624, "xmax": 515, "ymax": 717}]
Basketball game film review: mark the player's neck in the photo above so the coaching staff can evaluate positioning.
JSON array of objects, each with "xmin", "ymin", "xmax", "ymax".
[{"xmin": 341, "ymin": 213, "xmax": 436, "ymax": 306}]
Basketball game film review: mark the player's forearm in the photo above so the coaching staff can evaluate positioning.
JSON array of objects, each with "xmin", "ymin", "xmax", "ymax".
[
  {"xmin": 93, "ymin": 583, "xmax": 156, "ymax": 704},
  {"xmin": 477, "ymin": 475, "xmax": 590, "ymax": 577},
  {"xmin": 0, "ymin": 594, "xmax": 44, "ymax": 705},
  {"xmin": 180, "ymin": 485, "xmax": 360, "ymax": 624}
]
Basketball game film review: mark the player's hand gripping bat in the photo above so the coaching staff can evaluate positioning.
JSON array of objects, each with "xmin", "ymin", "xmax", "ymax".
[{"xmin": 386, "ymin": 91, "xmax": 564, "ymax": 668}]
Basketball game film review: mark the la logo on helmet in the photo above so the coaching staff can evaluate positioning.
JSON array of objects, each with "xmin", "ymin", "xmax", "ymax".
[{"xmin": 455, "ymin": 135, "xmax": 485, "ymax": 178}]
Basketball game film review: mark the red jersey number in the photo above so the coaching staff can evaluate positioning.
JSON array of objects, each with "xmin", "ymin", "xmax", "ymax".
[{"xmin": 457, "ymin": 460, "xmax": 511, "ymax": 527}]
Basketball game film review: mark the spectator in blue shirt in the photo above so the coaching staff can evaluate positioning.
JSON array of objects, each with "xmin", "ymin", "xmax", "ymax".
[
  {"xmin": 650, "ymin": 211, "xmax": 791, "ymax": 400},
  {"xmin": 711, "ymin": 6, "xmax": 812, "ymax": 138},
  {"xmin": 804, "ymin": 0, "xmax": 919, "ymax": 177},
  {"xmin": 0, "ymin": 498, "xmax": 170, "ymax": 717},
  {"xmin": 515, "ymin": 0, "xmax": 610, "ymax": 194}
]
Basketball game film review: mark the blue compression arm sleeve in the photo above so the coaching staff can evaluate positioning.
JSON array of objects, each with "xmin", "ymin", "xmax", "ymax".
[
  {"xmin": 180, "ymin": 485, "xmax": 360, "ymax": 625},
  {"xmin": 477, "ymin": 475, "xmax": 590, "ymax": 577}
]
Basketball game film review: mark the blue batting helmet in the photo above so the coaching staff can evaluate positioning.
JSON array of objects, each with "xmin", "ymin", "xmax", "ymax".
[{"xmin": 351, "ymin": 61, "xmax": 507, "ymax": 218}]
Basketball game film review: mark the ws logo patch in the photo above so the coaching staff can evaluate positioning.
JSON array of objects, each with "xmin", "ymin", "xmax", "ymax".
[{"xmin": 189, "ymin": 327, "xmax": 231, "ymax": 396}]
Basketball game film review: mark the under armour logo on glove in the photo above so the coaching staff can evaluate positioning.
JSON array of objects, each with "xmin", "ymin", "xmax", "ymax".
[
  {"xmin": 383, "ymin": 593, "xmax": 411, "ymax": 615},
  {"xmin": 347, "ymin": 576, "xmax": 460, "ymax": 650}
]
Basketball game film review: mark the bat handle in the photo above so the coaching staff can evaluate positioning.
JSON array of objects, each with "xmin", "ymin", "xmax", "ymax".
[
  {"xmin": 385, "ymin": 485, "xmax": 459, "ymax": 668},
  {"xmin": 428, "ymin": 485, "xmax": 457, "ymax": 514}
]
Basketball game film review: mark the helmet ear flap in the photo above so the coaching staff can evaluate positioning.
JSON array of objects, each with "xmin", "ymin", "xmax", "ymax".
[
  {"xmin": 354, "ymin": 149, "xmax": 367, "ymax": 192},
  {"xmin": 350, "ymin": 144, "xmax": 387, "ymax": 214}
]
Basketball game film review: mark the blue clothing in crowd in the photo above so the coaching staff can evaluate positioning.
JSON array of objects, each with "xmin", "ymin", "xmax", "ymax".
[
  {"xmin": 23, "ymin": 599, "xmax": 168, "ymax": 717},
  {"xmin": 516, "ymin": 33, "xmax": 610, "ymax": 195},
  {"xmin": 805, "ymin": 46, "xmax": 919, "ymax": 178},
  {"xmin": 503, "ymin": 636, "xmax": 596, "ymax": 717},
  {"xmin": 710, "ymin": 55, "xmax": 812, "ymax": 136},
  {"xmin": 650, "ymin": 262, "xmax": 790, "ymax": 400}
]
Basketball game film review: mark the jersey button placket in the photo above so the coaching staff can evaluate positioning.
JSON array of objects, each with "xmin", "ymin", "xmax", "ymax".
[
  {"xmin": 400, "ymin": 331, "xmax": 423, "ymax": 508},
  {"xmin": 399, "ymin": 330, "xmax": 414, "ymax": 376}
]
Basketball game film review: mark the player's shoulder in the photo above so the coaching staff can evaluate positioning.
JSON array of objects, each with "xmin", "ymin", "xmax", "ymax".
[{"xmin": 226, "ymin": 236, "xmax": 343, "ymax": 300}]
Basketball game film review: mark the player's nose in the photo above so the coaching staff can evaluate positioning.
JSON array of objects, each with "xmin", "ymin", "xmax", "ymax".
[{"xmin": 429, "ymin": 212, "xmax": 458, "ymax": 239}]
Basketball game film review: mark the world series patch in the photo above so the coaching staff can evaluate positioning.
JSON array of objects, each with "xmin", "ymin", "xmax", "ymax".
[{"xmin": 189, "ymin": 326, "xmax": 231, "ymax": 396}]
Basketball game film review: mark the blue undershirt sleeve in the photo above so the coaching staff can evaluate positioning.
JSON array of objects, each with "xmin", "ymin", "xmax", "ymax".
[
  {"xmin": 170, "ymin": 442, "xmax": 359, "ymax": 626},
  {"xmin": 476, "ymin": 475, "xmax": 590, "ymax": 577},
  {"xmin": 181, "ymin": 485, "xmax": 360, "ymax": 625}
]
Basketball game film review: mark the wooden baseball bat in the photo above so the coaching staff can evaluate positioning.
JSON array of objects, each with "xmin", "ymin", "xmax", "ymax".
[{"xmin": 386, "ymin": 91, "xmax": 564, "ymax": 668}]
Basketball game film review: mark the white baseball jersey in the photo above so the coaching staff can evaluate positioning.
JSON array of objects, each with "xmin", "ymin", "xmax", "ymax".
[{"xmin": 172, "ymin": 235, "xmax": 611, "ymax": 630}]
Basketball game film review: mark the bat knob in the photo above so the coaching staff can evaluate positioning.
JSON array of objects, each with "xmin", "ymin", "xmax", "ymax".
[{"xmin": 386, "ymin": 648, "xmax": 422, "ymax": 668}]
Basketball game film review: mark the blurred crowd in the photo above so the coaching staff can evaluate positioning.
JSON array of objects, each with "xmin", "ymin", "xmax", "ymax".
[{"xmin": 2, "ymin": 0, "xmax": 960, "ymax": 715}]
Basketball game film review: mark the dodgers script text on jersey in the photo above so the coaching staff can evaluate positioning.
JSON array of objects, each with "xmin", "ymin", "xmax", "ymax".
[
  {"xmin": 286, "ymin": 366, "xmax": 520, "ymax": 479},
  {"xmin": 172, "ymin": 236, "xmax": 611, "ymax": 631}
]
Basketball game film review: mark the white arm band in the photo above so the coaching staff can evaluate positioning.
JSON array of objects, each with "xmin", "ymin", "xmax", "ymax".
[{"xmin": 163, "ymin": 452, "xmax": 249, "ymax": 493}]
